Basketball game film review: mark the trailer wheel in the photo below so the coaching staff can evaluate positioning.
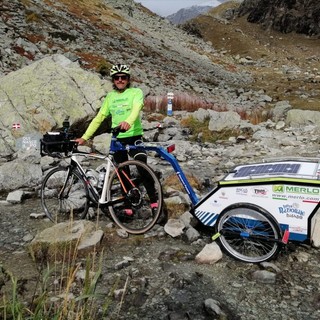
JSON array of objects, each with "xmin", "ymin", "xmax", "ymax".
[{"xmin": 215, "ymin": 203, "xmax": 282, "ymax": 263}]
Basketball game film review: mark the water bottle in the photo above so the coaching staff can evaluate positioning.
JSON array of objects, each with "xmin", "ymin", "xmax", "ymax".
[{"xmin": 97, "ymin": 168, "xmax": 106, "ymax": 189}]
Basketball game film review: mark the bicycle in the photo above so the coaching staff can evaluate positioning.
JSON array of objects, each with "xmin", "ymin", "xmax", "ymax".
[{"xmin": 39, "ymin": 125, "xmax": 163, "ymax": 235}]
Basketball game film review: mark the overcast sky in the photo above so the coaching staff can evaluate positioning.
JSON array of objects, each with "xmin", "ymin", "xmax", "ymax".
[{"xmin": 133, "ymin": 0, "xmax": 222, "ymax": 17}]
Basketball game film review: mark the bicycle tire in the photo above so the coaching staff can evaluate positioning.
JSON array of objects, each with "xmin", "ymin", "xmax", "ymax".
[
  {"xmin": 41, "ymin": 166, "xmax": 89, "ymax": 223},
  {"xmin": 107, "ymin": 160, "xmax": 163, "ymax": 234},
  {"xmin": 215, "ymin": 203, "xmax": 282, "ymax": 263}
]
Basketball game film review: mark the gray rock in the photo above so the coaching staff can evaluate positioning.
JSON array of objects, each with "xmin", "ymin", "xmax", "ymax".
[
  {"xmin": 195, "ymin": 242, "xmax": 223, "ymax": 264},
  {"xmin": 204, "ymin": 298, "xmax": 227, "ymax": 317},
  {"xmin": 164, "ymin": 219, "xmax": 185, "ymax": 237},
  {"xmin": 29, "ymin": 220, "xmax": 104, "ymax": 262},
  {"xmin": 252, "ymin": 270, "xmax": 277, "ymax": 284},
  {"xmin": 6, "ymin": 190, "xmax": 25, "ymax": 203},
  {"xmin": 286, "ymin": 109, "xmax": 320, "ymax": 127}
]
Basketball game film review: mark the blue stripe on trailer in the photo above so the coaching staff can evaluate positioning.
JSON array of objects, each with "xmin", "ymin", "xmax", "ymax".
[
  {"xmin": 194, "ymin": 210, "xmax": 218, "ymax": 226},
  {"xmin": 200, "ymin": 212, "xmax": 212, "ymax": 223},
  {"xmin": 202, "ymin": 213, "xmax": 216, "ymax": 225},
  {"xmin": 195, "ymin": 210, "xmax": 206, "ymax": 219},
  {"xmin": 206, "ymin": 214, "xmax": 218, "ymax": 227},
  {"xmin": 202, "ymin": 214, "xmax": 213, "ymax": 224}
]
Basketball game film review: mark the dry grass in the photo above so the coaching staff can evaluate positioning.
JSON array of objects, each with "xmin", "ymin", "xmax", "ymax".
[
  {"xmin": 144, "ymin": 93, "xmax": 222, "ymax": 113},
  {"xmin": 163, "ymin": 172, "xmax": 202, "ymax": 192},
  {"xmin": 144, "ymin": 92, "xmax": 272, "ymax": 126}
]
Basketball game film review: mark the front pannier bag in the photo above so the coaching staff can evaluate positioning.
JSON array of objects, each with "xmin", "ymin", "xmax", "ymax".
[{"xmin": 40, "ymin": 132, "xmax": 76, "ymax": 156}]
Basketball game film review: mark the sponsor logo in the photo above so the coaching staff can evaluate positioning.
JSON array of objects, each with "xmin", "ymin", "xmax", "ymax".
[
  {"xmin": 278, "ymin": 203, "xmax": 305, "ymax": 219},
  {"xmin": 273, "ymin": 185, "xmax": 284, "ymax": 193},
  {"xmin": 252, "ymin": 187, "xmax": 268, "ymax": 196},
  {"xmin": 219, "ymin": 191, "xmax": 228, "ymax": 199},
  {"xmin": 290, "ymin": 226, "xmax": 307, "ymax": 234},
  {"xmin": 273, "ymin": 185, "xmax": 320, "ymax": 195},
  {"xmin": 236, "ymin": 187, "xmax": 248, "ymax": 195}
]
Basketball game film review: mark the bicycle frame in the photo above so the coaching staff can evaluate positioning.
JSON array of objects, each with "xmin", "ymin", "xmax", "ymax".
[
  {"xmin": 108, "ymin": 135, "xmax": 199, "ymax": 206},
  {"xmin": 65, "ymin": 151, "xmax": 121, "ymax": 206}
]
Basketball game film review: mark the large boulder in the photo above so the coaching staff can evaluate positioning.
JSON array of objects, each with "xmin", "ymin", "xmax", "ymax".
[
  {"xmin": 29, "ymin": 220, "xmax": 104, "ymax": 262},
  {"xmin": 0, "ymin": 54, "xmax": 111, "ymax": 158},
  {"xmin": 286, "ymin": 109, "xmax": 320, "ymax": 127}
]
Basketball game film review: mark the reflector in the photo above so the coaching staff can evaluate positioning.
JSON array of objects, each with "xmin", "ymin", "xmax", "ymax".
[{"xmin": 167, "ymin": 144, "xmax": 175, "ymax": 153}]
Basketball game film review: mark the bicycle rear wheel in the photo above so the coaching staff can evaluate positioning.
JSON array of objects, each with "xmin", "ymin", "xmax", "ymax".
[
  {"xmin": 107, "ymin": 160, "xmax": 163, "ymax": 234},
  {"xmin": 41, "ymin": 166, "xmax": 89, "ymax": 223},
  {"xmin": 215, "ymin": 203, "xmax": 282, "ymax": 263}
]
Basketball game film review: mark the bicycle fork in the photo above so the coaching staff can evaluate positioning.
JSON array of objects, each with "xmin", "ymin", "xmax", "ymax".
[{"xmin": 58, "ymin": 166, "xmax": 75, "ymax": 199}]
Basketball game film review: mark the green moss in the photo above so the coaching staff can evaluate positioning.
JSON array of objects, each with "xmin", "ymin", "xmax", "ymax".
[
  {"xmin": 181, "ymin": 116, "xmax": 241, "ymax": 143},
  {"xmin": 25, "ymin": 12, "xmax": 41, "ymax": 23},
  {"xmin": 96, "ymin": 59, "xmax": 112, "ymax": 76}
]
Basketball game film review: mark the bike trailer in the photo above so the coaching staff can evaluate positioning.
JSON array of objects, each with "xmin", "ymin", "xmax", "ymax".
[{"xmin": 192, "ymin": 158, "xmax": 320, "ymax": 244}]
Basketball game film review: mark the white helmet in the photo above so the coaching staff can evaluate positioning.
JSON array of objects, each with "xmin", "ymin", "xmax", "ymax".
[{"xmin": 110, "ymin": 64, "xmax": 131, "ymax": 77}]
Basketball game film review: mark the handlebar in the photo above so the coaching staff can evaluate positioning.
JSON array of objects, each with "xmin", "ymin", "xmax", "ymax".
[
  {"xmin": 40, "ymin": 119, "xmax": 167, "ymax": 158},
  {"xmin": 108, "ymin": 125, "xmax": 126, "ymax": 136}
]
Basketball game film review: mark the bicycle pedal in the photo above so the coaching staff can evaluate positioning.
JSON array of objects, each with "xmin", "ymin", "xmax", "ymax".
[{"xmin": 123, "ymin": 209, "xmax": 134, "ymax": 216}]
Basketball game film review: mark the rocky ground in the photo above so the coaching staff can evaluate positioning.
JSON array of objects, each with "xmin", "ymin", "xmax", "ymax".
[{"xmin": 1, "ymin": 195, "xmax": 320, "ymax": 320}]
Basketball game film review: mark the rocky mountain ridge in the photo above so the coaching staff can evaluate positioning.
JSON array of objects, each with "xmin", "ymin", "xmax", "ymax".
[
  {"xmin": 167, "ymin": 0, "xmax": 232, "ymax": 24},
  {"xmin": 0, "ymin": 0, "xmax": 249, "ymax": 98},
  {"xmin": 1, "ymin": 0, "xmax": 319, "ymax": 117},
  {"xmin": 238, "ymin": 0, "xmax": 320, "ymax": 35},
  {"xmin": 181, "ymin": 0, "xmax": 320, "ymax": 111},
  {"xmin": 167, "ymin": 5, "xmax": 214, "ymax": 25}
]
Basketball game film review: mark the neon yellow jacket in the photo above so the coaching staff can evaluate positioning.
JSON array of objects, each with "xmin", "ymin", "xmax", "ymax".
[{"xmin": 82, "ymin": 87, "xmax": 144, "ymax": 140}]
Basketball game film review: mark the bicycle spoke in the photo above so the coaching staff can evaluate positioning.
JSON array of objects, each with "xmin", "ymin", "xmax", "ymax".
[
  {"xmin": 41, "ymin": 167, "xmax": 89, "ymax": 222},
  {"xmin": 107, "ymin": 160, "xmax": 163, "ymax": 234},
  {"xmin": 216, "ymin": 204, "xmax": 281, "ymax": 263}
]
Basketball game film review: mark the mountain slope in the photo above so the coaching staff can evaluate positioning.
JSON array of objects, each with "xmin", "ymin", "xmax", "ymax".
[
  {"xmin": 0, "ymin": 0, "xmax": 319, "ymax": 112},
  {"xmin": 238, "ymin": 0, "xmax": 320, "ymax": 35},
  {"xmin": 0, "ymin": 0, "xmax": 249, "ymax": 104},
  {"xmin": 181, "ymin": 0, "xmax": 320, "ymax": 110}
]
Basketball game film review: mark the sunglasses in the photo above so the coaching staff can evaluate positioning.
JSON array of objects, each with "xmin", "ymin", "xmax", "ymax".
[{"xmin": 113, "ymin": 75, "xmax": 129, "ymax": 81}]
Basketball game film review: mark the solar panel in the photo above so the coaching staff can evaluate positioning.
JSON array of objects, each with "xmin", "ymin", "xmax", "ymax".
[{"xmin": 233, "ymin": 163, "xmax": 301, "ymax": 178}]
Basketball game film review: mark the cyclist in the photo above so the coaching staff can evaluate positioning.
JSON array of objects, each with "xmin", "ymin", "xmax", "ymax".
[{"xmin": 76, "ymin": 64, "xmax": 158, "ymax": 215}]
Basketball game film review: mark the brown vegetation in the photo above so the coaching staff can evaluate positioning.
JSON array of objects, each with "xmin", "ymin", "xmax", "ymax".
[{"xmin": 144, "ymin": 93, "xmax": 272, "ymax": 126}]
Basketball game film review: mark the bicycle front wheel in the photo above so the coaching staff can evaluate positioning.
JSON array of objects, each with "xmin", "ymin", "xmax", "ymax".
[
  {"xmin": 41, "ymin": 166, "xmax": 89, "ymax": 223},
  {"xmin": 215, "ymin": 203, "xmax": 282, "ymax": 263},
  {"xmin": 107, "ymin": 160, "xmax": 163, "ymax": 234}
]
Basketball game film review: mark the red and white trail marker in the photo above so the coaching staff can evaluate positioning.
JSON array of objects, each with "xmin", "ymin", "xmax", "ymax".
[{"xmin": 12, "ymin": 123, "xmax": 21, "ymax": 129}]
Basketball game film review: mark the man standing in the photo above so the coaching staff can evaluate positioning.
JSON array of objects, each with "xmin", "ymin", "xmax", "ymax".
[{"xmin": 76, "ymin": 64, "xmax": 158, "ymax": 215}]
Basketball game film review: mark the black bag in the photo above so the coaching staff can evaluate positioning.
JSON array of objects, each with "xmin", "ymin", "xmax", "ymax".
[{"xmin": 40, "ymin": 132, "xmax": 76, "ymax": 156}]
